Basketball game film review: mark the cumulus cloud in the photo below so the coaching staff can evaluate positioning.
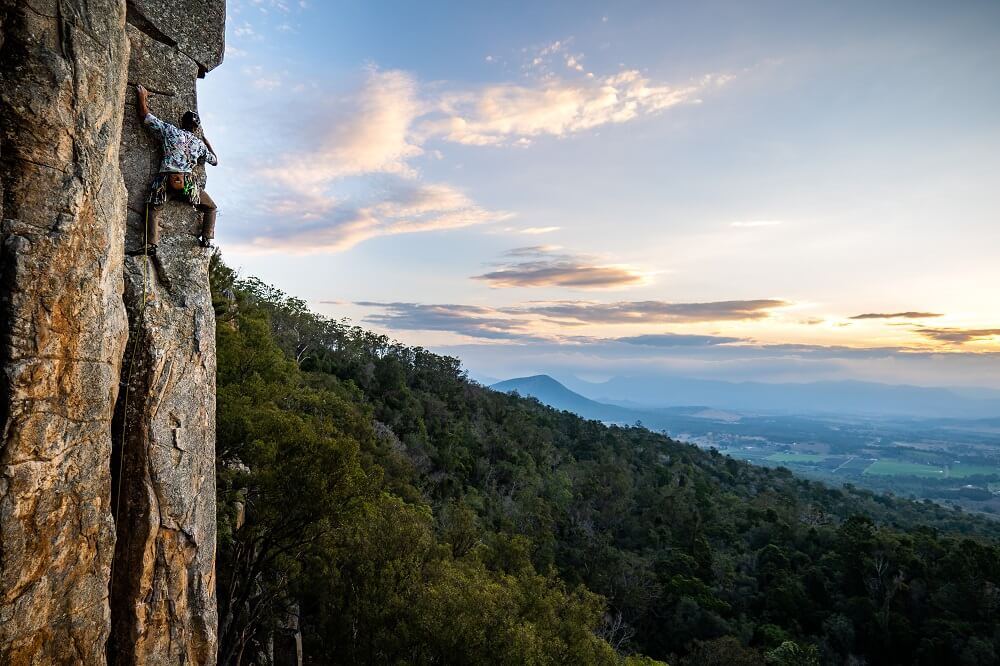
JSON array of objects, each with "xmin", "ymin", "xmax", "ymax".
[
  {"xmin": 234, "ymin": 51, "xmax": 731, "ymax": 252},
  {"xmin": 505, "ymin": 299, "xmax": 791, "ymax": 323},
  {"xmin": 473, "ymin": 246, "xmax": 648, "ymax": 289},
  {"xmin": 850, "ymin": 311, "xmax": 944, "ymax": 320},
  {"xmin": 913, "ymin": 327, "xmax": 1000, "ymax": 344},
  {"xmin": 264, "ymin": 69, "xmax": 424, "ymax": 189}
]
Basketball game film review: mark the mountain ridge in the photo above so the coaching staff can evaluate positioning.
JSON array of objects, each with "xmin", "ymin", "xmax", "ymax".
[{"xmin": 560, "ymin": 374, "xmax": 1000, "ymax": 419}]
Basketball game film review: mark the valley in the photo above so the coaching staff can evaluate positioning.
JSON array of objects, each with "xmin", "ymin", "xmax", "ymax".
[{"xmin": 493, "ymin": 375, "xmax": 1000, "ymax": 515}]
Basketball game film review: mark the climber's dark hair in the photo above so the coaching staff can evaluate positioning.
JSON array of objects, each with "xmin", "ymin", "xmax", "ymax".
[{"xmin": 181, "ymin": 111, "xmax": 200, "ymax": 131}]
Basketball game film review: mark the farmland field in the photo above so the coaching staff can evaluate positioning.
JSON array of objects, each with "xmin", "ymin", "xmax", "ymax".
[
  {"xmin": 767, "ymin": 452, "xmax": 828, "ymax": 463},
  {"xmin": 864, "ymin": 460, "xmax": 945, "ymax": 478},
  {"xmin": 948, "ymin": 464, "xmax": 1000, "ymax": 478}
]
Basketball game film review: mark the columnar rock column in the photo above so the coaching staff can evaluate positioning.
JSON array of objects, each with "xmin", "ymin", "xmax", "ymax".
[
  {"xmin": 109, "ymin": 2, "xmax": 225, "ymax": 665},
  {"xmin": 0, "ymin": 2, "xmax": 130, "ymax": 663}
]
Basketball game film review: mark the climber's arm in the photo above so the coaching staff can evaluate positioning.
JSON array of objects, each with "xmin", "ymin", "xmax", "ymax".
[
  {"xmin": 136, "ymin": 84, "xmax": 150, "ymax": 119},
  {"xmin": 136, "ymin": 85, "xmax": 170, "ymax": 138},
  {"xmin": 202, "ymin": 135, "xmax": 219, "ymax": 166}
]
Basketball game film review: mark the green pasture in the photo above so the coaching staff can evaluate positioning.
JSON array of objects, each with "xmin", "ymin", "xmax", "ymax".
[
  {"xmin": 947, "ymin": 464, "xmax": 1000, "ymax": 479},
  {"xmin": 864, "ymin": 460, "xmax": 945, "ymax": 478},
  {"xmin": 767, "ymin": 453, "xmax": 828, "ymax": 464}
]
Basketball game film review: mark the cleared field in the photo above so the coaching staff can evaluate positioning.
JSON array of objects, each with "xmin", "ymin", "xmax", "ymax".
[
  {"xmin": 767, "ymin": 453, "xmax": 828, "ymax": 463},
  {"xmin": 948, "ymin": 464, "xmax": 1000, "ymax": 478},
  {"xmin": 864, "ymin": 460, "xmax": 944, "ymax": 478}
]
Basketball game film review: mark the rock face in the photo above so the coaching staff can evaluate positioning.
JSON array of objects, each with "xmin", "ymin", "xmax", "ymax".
[
  {"xmin": 0, "ymin": 1, "xmax": 225, "ymax": 664},
  {"xmin": 107, "ymin": 9, "xmax": 223, "ymax": 661},
  {"xmin": 0, "ymin": 2, "xmax": 130, "ymax": 663}
]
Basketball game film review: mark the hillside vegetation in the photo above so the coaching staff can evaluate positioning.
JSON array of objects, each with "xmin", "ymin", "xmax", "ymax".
[{"xmin": 211, "ymin": 256, "xmax": 1000, "ymax": 665}]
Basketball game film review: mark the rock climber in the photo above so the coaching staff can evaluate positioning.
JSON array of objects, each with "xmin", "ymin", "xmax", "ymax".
[{"xmin": 130, "ymin": 83, "xmax": 218, "ymax": 255}]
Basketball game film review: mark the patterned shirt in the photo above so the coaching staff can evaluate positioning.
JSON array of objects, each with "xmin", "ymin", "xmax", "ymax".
[{"xmin": 143, "ymin": 113, "xmax": 218, "ymax": 174}]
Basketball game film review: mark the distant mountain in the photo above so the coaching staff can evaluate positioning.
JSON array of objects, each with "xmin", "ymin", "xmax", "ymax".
[
  {"xmin": 491, "ymin": 375, "xmax": 721, "ymax": 433},
  {"xmin": 490, "ymin": 375, "xmax": 638, "ymax": 424},
  {"xmin": 562, "ymin": 375, "xmax": 1000, "ymax": 419}
]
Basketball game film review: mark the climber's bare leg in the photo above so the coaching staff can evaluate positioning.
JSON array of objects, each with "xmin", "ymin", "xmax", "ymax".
[
  {"xmin": 127, "ymin": 202, "xmax": 160, "ymax": 256},
  {"xmin": 196, "ymin": 190, "xmax": 217, "ymax": 248}
]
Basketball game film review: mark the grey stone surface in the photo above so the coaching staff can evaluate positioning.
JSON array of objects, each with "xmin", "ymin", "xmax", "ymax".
[
  {"xmin": 1, "ymin": 1, "xmax": 225, "ymax": 663},
  {"xmin": 128, "ymin": 0, "xmax": 226, "ymax": 73},
  {"xmin": 108, "ymin": 11, "xmax": 223, "ymax": 666},
  {"xmin": 0, "ymin": 1, "xmax": 130, "ymax": 663}
]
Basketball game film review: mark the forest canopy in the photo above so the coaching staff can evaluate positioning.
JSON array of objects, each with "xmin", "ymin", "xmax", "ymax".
[{"xmin": 211, "ymin": 255, "xmax": 1000, "ymax": 666}]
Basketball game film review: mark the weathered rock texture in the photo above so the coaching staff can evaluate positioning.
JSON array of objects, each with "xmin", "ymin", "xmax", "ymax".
[
  {"xmin": 0, "ymin": 2, "xmax": 130, "ymax": 663},
  {"xmin": 0, "ymin": 1, "xmax": 224, "ymax": 664},
  {"xmin": 108, "ymin": 3, "xmax": 224, "ymax": 665}
]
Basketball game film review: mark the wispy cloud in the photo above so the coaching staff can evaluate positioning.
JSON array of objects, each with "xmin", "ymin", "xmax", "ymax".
[
  {"xmin": 354, "ymin": 296, "xmax": 789, "ymax": 342},
  {"xmin": 355, "ymin": 302, "xmax": 541, "ymax": 341},
  {"xmin": 473, "ymin": 246, "xmax": 648, "ymax": 289},
  {"xmin": 232, "ymin": 55, "xmax": 731, "ymax": 252},
  {"xmin": 264, "ymin": 69, "xmax": 424, "ymax": 188},
  {"xmin": 850, "ymin": 311, "xmax": 944, "ymax": 320},
  {"xmin": 246, "ymin": 180, "xmax": 511, "ymax": 253},
  {"xmin": 731, "ymin": 220, "xmax": 782, "ymax": 228},
  {"xmin": 616, "ymin": 333, "xmax": 746, "ymax": 347},
  {"xmin": 913, "ymin": 327, "xmax": 1000, "ymax": 344},
  {"xmin": 422, "ymin": 69, "xmax": 731, "ymax": 147},
  {"xmin": 505, "ymin": 299, "xmax": 791, "ymax": 323},
  {"xmin": 512, "ymin": 226, "xmax": 561, "ymax": 235}
]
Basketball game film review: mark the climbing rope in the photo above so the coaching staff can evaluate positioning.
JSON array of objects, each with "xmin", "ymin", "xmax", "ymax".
[{"xmin": 111, "ymin": 204, "xmax": 152, "ymax": 585}]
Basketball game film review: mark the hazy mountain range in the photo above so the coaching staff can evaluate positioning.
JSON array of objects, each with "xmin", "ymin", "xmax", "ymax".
[{"xmin": 493, "ymin": 374, "xmax": 1000, "ymax": 420}]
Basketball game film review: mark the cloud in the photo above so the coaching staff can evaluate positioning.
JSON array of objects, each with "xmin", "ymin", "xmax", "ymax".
[
  {"xmin": 913, "ymin": 327, "xmax": 1000, "ymax": 344},
  {"xmin": 731, "ymin": 220, "xmax": 782, "ymax": 228},
  {"xmin": 236, "ymin": 55, "xmax": 731, "ymax": 252},
  {"xmin": 354, "ymin": 297, "xmax": 786, "ymax": 342},
  {"xmin": 422, "ymin": 69, "xmax": 732, "ymax": 147},
  {"xmin": 264, "ymin": 69, "xmax": 424, "ymax": 189},
  {"xmin": 243, "ymin": 180, "xmax": 511, "ymax": 253},
  {"xmin": 355, "ymin": 302, "xmax": 541, "ymax": 341},
  {"xmin": 514, "ymin": 226, "xmax": 561, "ymax": 235},
  {"xmin": 439, "ymin": 339, "xmax": 1000, "ymax": 390},
  {"xmin": 617, "ymin": 333, "xmax": 746, "ymax": 347},
  {"xmin": 473, "ymin": 246, "xmax": 648, "ymax": 289},
  {"xmin": 232, "ymin": 22, "xmax": 258, "ymax": 38},
  {"xmin": 850, "ymin": 311, "xmax": 944, "ymax": 320},
  {"xmin": 506, "ymin": 299, "xmax": 791, "ymax": 323}
]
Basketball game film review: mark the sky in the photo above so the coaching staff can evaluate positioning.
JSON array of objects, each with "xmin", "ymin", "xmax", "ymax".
[{"xmin": 197, "ymin": 0, "xmax": 1000, "ymax": 388}]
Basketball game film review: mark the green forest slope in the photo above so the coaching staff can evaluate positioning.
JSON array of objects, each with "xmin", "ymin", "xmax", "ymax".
[{"xmin": 210, "ymin": 257, "xmax": 1000, "ymax": 666}]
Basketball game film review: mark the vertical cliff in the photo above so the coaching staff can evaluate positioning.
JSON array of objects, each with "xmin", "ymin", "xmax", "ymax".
[
  {"xmin": 0, "ymin": 1, "xmax": 225, "ymax": 664},
  {"xmin": 109, "ymin": 2, "xmax": 224, "ymax": 665},
  {"xmin": 0, "ymin": 2, "xmax": 130, "ymax": 663}
]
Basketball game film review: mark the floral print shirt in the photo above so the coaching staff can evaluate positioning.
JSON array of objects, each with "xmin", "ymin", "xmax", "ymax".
[{"xmin": 144, "ymin": 113, "xmax": 218, "ymax": 174}]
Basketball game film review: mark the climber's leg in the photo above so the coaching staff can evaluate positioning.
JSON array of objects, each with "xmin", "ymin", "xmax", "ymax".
[
  {"xmin": 147, "ymin": 203, "xmax": 160, "ymax": 247},
  {"xmin": 196, "ymin": 190, "xmax": 217, "ymax": 247},
  {"xmin": 127, "ymin": 173, "xmax": 168, "ymax": 255},
  {"xmin": 127, "ymin": 202, "xmax": 161, "ymax": 256}
]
